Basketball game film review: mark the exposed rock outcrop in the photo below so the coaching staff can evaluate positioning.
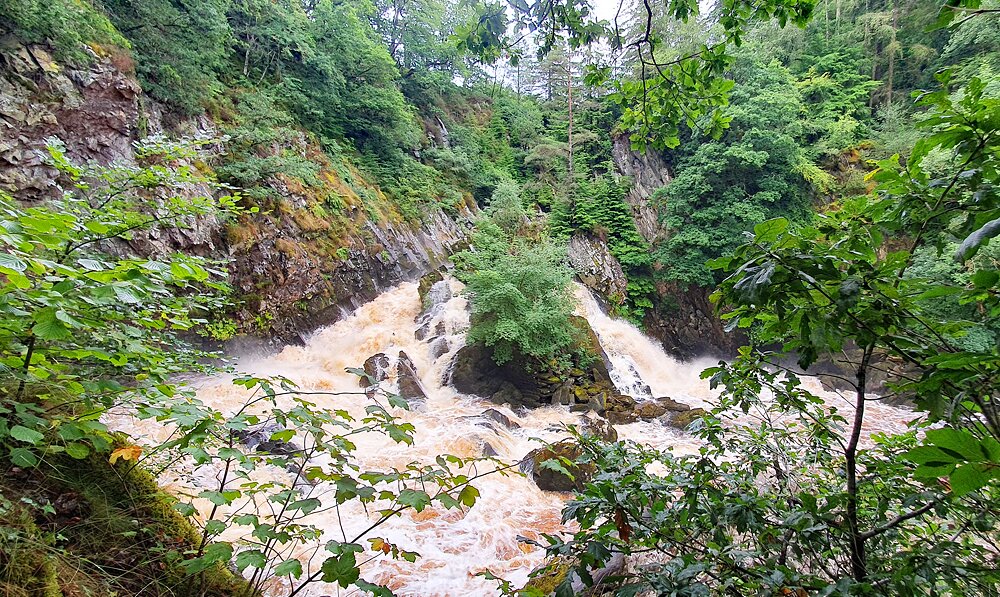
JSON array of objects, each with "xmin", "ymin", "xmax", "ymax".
[
  {"xmin": 360, "ymin": 353, "xmax": 391, "ymax": 388},
  {"xmin": 396, "ymin": 351, "xmax": 429, "ymax": 401},
  {"xmin": 567, "ymin": 234, "xmax": 628, "ymax": 305},
  {"xmin": 0, "ymin": 42, "xmax": 475, "ymax": 346},
  {"xmin": 665, "ymin": 408, "xmax": 708, "ymax": 430},
  {"xmin": 233, "ymin": 423, "xmax": 302, "ymax": 455},
  {"xmin": 358, "ymin": 351, "xmax": 428, "ymax": 401},
  {"xmin": 611, "ymin": 133, "xmax": 671, "ymax": 244},
  {"xmin": 644, "ymin": 281, "xmax": 745, "ymax": 359},
  {"xmin": 0, "ymin": 45, "xmax": 141, "ymax": 199},
  {"xmin": 524, "ymin": 441, "xmax": 593, "ymax": 492}
]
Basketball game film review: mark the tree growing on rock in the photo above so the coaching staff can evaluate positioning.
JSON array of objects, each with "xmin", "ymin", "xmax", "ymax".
[{"xmin": 452, "ymin": 181, "xmax": 579, "ymax": 366}]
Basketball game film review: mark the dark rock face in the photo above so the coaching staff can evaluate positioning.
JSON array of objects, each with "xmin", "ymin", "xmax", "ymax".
[
  {"xmin": 359, "ymin": 351, "xmax": 428, "ymax": 401},
  {"xmin": 428, "ymin": 337, "xmax": 450, "ymax": 360},
  {"xmin": 417, "ymin": 270, "xmax": 445, "ymax": 308},
  {"xmin": 234, "ymin": 423, "xmax": 302, "ymax": 455},
  {"xmin": 447, "ymin": 340, "xmax": 623, "ymax": 414},
  {"xmin": 644, "ymin": 281, "xmax": 745, "ymax": 360},
  {"xmin": 611, "ymin": 133, "xmax": 671, "ymax": 245},
  {"xmin": 0, "ymin": 45, "xmax": 142, "ymax": 199},
  {"xmin": 567, "ymin": 234, "xmax": 628, "ymax": 304},
  {"xmin": 800, "ymin": 346, "xmax": 913, "ymax": 403},
  {"xmin": 360, "ymin": 353, "xmax": 391, "ymax": 388},
  {"xmin": 479, "ymin": 408, "xmax": 519, "ymax": 430},
  {"xmin": 234, "ymin": 208, "xmax": 472, "ymax": 345}
]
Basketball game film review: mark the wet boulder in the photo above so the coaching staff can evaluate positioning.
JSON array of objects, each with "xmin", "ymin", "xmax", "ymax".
[
  {"xmin": 359, "ymin": 353, "xmax": 390, "ymax": 388},
  {"xmin": 604, "ymin": 393, "xmax": 638, "ymax": 424},
  {"xmin": 448, "ymin": 344, "xmax": 542, "ymax": 408},
  {"xmin": 665, "ymin": 408, "xmax": 709, "ymax": 430},
  {"xmin": 524, "ymin": 441, "xmax": 594, "ymax": 492},
  {"xmin": 397, "ymin": 351, "xmax": 429, "ymax": 401},
  {"xmin": 579, "ymin": 416, "xmax": 617, "ymax": 442},
  {"xmin": 654, "ymin": 396, "xmax": 692, "ymax": 412},
  {"xmin": 479, "ymin": 408, "xmax": 519, "ymax": 430},
  {"xmin": 523, "ymin": 553, "xmax": 625, "ymax": 596},
  {"xmin": 428, "ymin": 336, "xmax": 450, "ymax": 360}
]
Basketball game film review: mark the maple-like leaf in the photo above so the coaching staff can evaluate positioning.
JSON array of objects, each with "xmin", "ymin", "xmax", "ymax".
[{"xmin": 109, "ymin": 444, "xmax": 142, "ymax": 464}]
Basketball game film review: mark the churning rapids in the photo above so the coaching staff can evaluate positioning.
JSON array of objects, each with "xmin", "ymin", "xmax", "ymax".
[{"xmin": 109, "ymin": 279, "xmax": 915, "ymax": 596}]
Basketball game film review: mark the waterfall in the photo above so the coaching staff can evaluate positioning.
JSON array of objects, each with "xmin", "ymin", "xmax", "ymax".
[{"xmin": 109, "ymin": 279, "xmax": 913, "ymax": 596}]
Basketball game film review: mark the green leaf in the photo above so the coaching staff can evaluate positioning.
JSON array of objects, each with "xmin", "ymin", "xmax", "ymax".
[
  {"xmin": 0, "ymin": 252, "xmax": 27, "ymax": 273},
  {"xmin": 925, "ymin": 428, "xmax": 984, "ymax": 462},
  {"xmin": 234, "ymin": 549, "xmax": 267, "ymax": 572},
  {"xmin": 356, "ymin": 579, "xmax": 395, "ymax": 597},
  {"xmin": 274, "ymin": 558, "xmax": 303, "ymax": 578},
  {"xmin": 9, "ymin": 447, "xmax": 39, "ymax": 467},
  {"xmin": 458, "ymin": 485, "xmax": 480, "ymax": 507},
  {"xmin": 287, "ymin": 498, "xmax": 321, "ymax": 515},
  {"xmin": 971, "ymin": 270, "xmax": 999, "ymax": 289},
  {"xmin": 64, "ymin": 442, "xmax": 90, "ymax": 459},
  {"xmin": 10, "ymin": 425, "xmax": 45, "ymax": 445},
  {"xmin": 950, "ymin": 464, "xmax": 989, "ymax": 497},
  {"xmin": 753, "ymin": 217, "xmax": 789, "ymax": 243},
  {"xmin": 397, "ymin": 489, "xmax": 431, "ymax": 512},
  {"xmin": 321, "ymin": 553, "xmax": 360, "ymax": 588},
  {"xmin": 31, "ymin": 309, "xmax": 71, "ymax": 340}
]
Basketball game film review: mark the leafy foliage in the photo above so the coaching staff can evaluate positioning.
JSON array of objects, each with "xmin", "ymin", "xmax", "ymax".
[
  {"xmin": 0, "ymin": 137, "xmax": 240, "ymax": 468},
  {"xmin": 453, "ymin": 182, "xmax": 579, "ymax": 365},
  {"xmin": 652, "ymin": 56, "xmax": 816, "ymax": 287}
]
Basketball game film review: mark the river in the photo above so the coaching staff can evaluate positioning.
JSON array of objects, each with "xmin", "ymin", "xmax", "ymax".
[{"xmin": 110, "ymin": 278, "xmax": 914, "ymax": 596}]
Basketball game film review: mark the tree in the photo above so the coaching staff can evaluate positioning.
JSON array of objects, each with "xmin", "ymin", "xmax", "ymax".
[
  {"xmin": 651, "ymin": 54, "xmax": 815, "ymax": 287},
  {"xmin": 452, "ymin": 182, "xmax": 579, "ymax": 365}
]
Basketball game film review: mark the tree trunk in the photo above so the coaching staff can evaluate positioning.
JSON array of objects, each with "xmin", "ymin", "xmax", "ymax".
[
  {"xmin": 846, "ymin": 345, "xmax": 873, "ymax": 581},
  {"xmin": 567, "ymin": 50, "xmax": 573, "ymax": 180}
]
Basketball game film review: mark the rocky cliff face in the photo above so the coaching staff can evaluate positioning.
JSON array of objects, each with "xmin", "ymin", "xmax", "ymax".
[
  {"xmin": 0, "ymin": 45, "xmax": 141, "ymax": 198},
  {"xmin": 566, "ymin": 233, "xmax": 628, "ymax": 305},
  {"xmin": 611, "ymin": 133, "xmax": 671, "ymax": 244},
  {"xmin": 610, "ymin": 133, "xmax": 742, "ymax": 359},
  {"xmin": 643, "ymin": 281, "xmax": 744, "ymax": 359},
  {"xmin": 0, "ymin": 43, "xmax": 474, "ymax": 343}
]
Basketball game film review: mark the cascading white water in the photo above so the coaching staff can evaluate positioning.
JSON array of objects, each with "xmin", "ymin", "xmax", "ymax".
[{"xmin": 110, "ymin": 279, "xmax": 916, "ymax": 596}]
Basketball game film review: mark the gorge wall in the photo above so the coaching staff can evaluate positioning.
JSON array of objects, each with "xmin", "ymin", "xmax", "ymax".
[
  {"xmin": 0, "ymin": 44, "xmax": 474, "ymax": 344},
  {"xmin": 566, "ymin": 132, "xmax": 741, "ymax": 359}
]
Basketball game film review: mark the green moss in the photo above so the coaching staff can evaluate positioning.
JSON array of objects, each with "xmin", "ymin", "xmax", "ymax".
[
  {"xmin": 523, "ymin": 556, "xmax": 573, "ymax": 595},
  {"xmin": 0, "ymin": 443, "xmax": 254, "ymax": 597}
]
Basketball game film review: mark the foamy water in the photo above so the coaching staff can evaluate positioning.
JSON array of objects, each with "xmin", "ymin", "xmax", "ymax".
[{"xmin": 111, "ymin": 279, "xmax": 916, "ymax": 595}]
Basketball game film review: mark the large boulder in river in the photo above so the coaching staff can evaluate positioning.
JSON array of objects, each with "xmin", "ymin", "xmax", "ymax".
[
  {"xmin": 525, "ymin": 441, "xmax": 594, "ymax": 492},
  {"xmin": 665, "ymin": 408, "xmax": 708, "ymax": 430},
  {"xmin": 359, "ymin": 353, "xmax": 390, "ymax": 388},
  {"xmin": 447, "ymin": 314, "xmax": 619, "ymax": 412},
  {"xmin": 396, "ymin": 351, "xmax": 429, "ymax": 401},
  {"xmin": 448, "ymin": 344, "xmax": 543, "ymax": 408}
]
